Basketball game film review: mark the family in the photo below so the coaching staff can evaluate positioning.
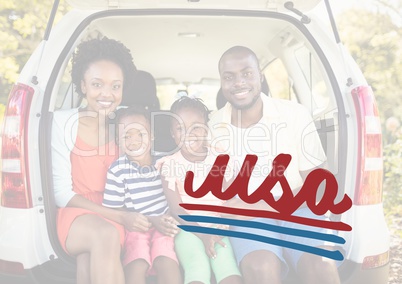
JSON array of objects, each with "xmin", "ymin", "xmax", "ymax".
[{"xmin": 52, "ymin": 37, "xmax": 341, "ymax": 284}]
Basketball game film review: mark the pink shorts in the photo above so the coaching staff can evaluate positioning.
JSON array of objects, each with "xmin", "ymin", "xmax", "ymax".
[{"xmin": 123, "ymin": 228, "xmax": 178, "ymax": 270}]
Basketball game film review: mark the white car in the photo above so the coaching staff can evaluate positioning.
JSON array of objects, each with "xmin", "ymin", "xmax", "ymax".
[{"xmin": 0, "ymin": 0, "xmax": 389, "ymax": 283}]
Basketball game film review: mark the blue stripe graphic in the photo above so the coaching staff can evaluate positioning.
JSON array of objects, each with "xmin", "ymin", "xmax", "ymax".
[
  {"xmin": 178, "ymin": 225, "xmax": 344, "ymax": 261},
  {"xmin": 179, "ymin": 215, "xmax": 345, "ymax": 244}
]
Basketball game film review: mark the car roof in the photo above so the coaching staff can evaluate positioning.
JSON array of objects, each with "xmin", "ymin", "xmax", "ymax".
[
  {"xmin": 66, "ymin": 0, "xmax": 322, "ymax": 13},
  {"xmin": 86, "ymin": 13, "xmax": 301, "ymax": 84}
]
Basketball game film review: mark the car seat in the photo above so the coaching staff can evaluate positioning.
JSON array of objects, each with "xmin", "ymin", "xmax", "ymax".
[
  {"xmin": 121, "ymin": 70, "xmax": 160, "ymax": 111},
  {"xmin": 120, "ymin": 70, "xmax": 178, "ymax": 154}
]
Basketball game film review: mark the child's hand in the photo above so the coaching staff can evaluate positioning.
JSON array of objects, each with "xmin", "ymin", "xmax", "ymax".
[
  {"xmin": 149, "ymin": 214, "xmax": 180, "ymax": 237},
  {"xmin": 201, "ymin": 234, "xmax": 226, "ymax": 259},
  {"xmin": 121, "ymin": 211, "xmax": 151, "ymax": 232}
]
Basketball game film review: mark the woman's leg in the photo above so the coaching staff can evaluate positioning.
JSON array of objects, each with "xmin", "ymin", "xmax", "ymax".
[
  {"xmin": 65, "ymin": 214, "xmax": 124, "ymax": 284},
  {"xmin": 76, "ymin": 253, "xmax": 90, "ymax": 284},
  {"xmin": 153, "ymin": 256, "xmax": 182, "ymax": 284},
  {"xmin": 124, "ymin": 259, "xmax": 149, "ymax": 284}
]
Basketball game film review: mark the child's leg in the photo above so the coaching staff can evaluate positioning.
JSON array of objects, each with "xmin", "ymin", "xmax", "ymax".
[
  {"xmin": 151, "ymin": 230, "xmax": 182, "ymax": 284},
  {"xmin": 153, "ymin": 256, "xmax": 182, "ymax": 284},
  {"xmin": 123, "ymin": 231, "xmax": 152, "ymax": 284},
  {"xmin": 219, "ymin": 275, "xmax": 242, "ymax": 284},
  {"xmin": 210, "ymin": 237, "xmax": 242, "ymax": 284},
  {"xmin": 175, "ymin": 230, "xmax": 212, "ymax": 284},
  {"xmin": 125, "ymin": 259, "xmax": 149, "ymax": 284}
]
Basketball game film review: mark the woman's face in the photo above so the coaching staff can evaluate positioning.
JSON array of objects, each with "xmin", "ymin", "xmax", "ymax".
[
  {"xmin": 81, "ymin": 60, "xmax": 124, "ymax": 115},
  {"xmin": 171, "ymin": 108, "xmax": 208, "ymax": 157}
]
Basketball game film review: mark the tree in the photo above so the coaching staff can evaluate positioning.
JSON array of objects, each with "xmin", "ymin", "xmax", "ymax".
[
  {"xmin": 337, "ymin": 8, "xmax": 402, "ymax": 127},
  {"xmin": 374, "ymin": 0, "xmax": 402, "ymax": 29},
  {"xmin": 337, "ymin": 6, "xmax": 402, "ymax": 212},
  {"xmin": 0, "ymin": 0, "xmax": 69, "ymax": 103}
]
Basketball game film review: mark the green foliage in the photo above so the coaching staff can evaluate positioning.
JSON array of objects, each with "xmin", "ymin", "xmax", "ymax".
[
  {"xmin": 337, "ymin": 5, "xmax": 402, "ymax": 214},
  {"xmin": 383, "ymin": 133, "xmax": 402, "ymax": 211},
  {"xmin": 0, "ymin": 0, "xmax": 70, "ymax": 103},
  {"xmin": 0, "ymin": 103, "xmax": 5, "ymax": 123},
  {"xmin": 338, "ymin": 8, "xmax": 402, "ymax": 122}
]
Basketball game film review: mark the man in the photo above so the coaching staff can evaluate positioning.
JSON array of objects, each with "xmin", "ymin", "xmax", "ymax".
[{"xmin": 208, "ymin": 46, "xmax": 341, "ymax": 284}]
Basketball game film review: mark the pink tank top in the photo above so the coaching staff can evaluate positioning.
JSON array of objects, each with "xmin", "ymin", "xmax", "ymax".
[{"xmin": 70, "ymin": 136, "xmax": 118, "ymax": 204}]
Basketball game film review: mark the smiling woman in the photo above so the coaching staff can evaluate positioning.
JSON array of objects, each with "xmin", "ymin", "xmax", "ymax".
[
  {"xmin": 51, "ymin": 37, "xmax": 141, "ymax": 284},
  {"xmin": 80, "ymin": 60, "xmax": 123, "ymax": 114}
]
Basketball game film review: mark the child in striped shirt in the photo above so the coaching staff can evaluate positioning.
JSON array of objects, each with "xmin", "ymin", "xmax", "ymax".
[{"xmin": 103, "ymin": 106, "xmax": 181, "ymax": 284}]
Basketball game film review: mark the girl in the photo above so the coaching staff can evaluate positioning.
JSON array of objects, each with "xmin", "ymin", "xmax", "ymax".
[{"xmin": 160, "ymin": 97, "xmax": 243, "ymax": 284}]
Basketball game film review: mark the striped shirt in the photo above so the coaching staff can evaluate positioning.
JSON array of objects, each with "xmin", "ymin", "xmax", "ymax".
[{"xmin": 103, "ymin": 155, "xmax": 168, "ymax": 216}]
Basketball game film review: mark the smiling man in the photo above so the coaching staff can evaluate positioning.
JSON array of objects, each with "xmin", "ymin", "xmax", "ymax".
[
  {"xmin": 219, "ymin": 48, "xmax": 263, "ymax": 112},
  {"xmin": 208, "ymin": 46, "xmax": 341, "ymax": 284}
]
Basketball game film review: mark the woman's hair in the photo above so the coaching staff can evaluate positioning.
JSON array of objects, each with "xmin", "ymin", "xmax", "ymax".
[
  {"xmin": 170, "ymin": 96, "xmax": 210, "ymax": 124},
  {"xmin": 71, "ymin": 37, "xmax": 137, "ymax": 97}
]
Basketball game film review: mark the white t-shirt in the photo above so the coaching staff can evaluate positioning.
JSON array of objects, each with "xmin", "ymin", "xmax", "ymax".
[
  {"xmin": 159, "ymin": 147, "xmax": 234, "ymax": 218},
  {"xmin": 208, "ymin": 95, "xmax": 326, "ymax": 197}
]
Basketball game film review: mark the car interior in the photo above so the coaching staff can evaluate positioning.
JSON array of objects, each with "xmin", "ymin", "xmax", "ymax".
[
  {"xmin": 53, "ymin": 14, "xmax": 339, "ymax": 171},
  {"xmin": 37, "ymin": 10, "xmax": 347, "ymax": 282}
]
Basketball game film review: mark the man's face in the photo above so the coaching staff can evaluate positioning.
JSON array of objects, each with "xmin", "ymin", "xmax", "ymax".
[{"xmin": 219, "ymin": 52, "xmax": 262, "ymax": 110}]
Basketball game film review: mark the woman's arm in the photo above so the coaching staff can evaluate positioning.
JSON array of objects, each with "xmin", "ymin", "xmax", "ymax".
[
  {"xmin": 52, "ymin": 109, "xmax": 78, "ymax": 207},
  {"xmin": 66, "ymin": 195, "xmax": 150, "ymax": 231},
  {"xmin": 52, "ymin": 110, "xmax": 150, "ymax": 231}
]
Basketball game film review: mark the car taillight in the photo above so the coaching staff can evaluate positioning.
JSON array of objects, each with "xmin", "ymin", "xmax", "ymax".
[
  {"xmin": 362, "ymin": 251, "xmax": 389, "ymax": 269},
  {"xmin": 351, "ymin": 86, "xmax": 383, "ymax": 205},
  {"xmin": 0, "ymin": 259, "xmax": 25, "ymax": 275},
  {"xmin": 1, "ymin": 83, "xmax": 34, "ymax": 208}
]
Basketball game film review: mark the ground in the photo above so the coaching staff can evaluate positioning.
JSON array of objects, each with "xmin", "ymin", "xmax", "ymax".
[{"xmin": 388, "ymin": 213, "xmax": 402, "ymax": 284}]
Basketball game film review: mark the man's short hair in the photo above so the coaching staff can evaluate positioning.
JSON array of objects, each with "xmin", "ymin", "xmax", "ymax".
[{"xmin": 218, "ymin": 46, "xmax": 260, "ymax": 72}]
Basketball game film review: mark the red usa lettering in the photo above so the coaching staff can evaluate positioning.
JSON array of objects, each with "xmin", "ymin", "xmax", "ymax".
[{"xmin": 184, "ymin": 154, "xmax": 352, "ymax": 216}]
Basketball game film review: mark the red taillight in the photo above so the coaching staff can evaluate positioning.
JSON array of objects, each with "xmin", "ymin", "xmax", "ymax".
[
  {"xmin": 351, "ymin": 86, "xmax": 383, "ymax": 205},
  {"xmin": 0, "ymin": 259, "xmax": 25, "ymax": 275},
  {"xmin": 1, "ymin": 83, "xmax": 34, "ymax": 208},
  {"xmin": 362, "ymin": 251, "xmax": 389, "ymax": 269}
]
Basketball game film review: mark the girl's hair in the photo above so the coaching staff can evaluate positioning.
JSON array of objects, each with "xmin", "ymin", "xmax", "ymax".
[
  {"xmin": 71, "ymin": 37, "xmax": 137, "ymax": 97},
  {"xmin": 115, "ymin": 105, "xmax": 151, "ymax": 143},
  {"xmin": 170, "ymin": 96, "xmax": 210, "ymax": 123}
]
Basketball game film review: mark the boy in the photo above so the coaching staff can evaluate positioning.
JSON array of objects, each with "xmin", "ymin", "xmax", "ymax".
[{"xmin": 103, "ymin": 106, "xmax": 181, "ymax": 284}]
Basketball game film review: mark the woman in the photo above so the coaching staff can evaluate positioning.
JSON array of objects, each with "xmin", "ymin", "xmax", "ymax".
[{"xmin": 52, "ymin": 37, "xmax": 150, "ymax": 284}]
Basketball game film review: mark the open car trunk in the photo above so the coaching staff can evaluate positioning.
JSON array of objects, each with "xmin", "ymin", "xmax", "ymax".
[{"xmin": 38, "ymin": 7, "xmax": 348, "ymax": 283}]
